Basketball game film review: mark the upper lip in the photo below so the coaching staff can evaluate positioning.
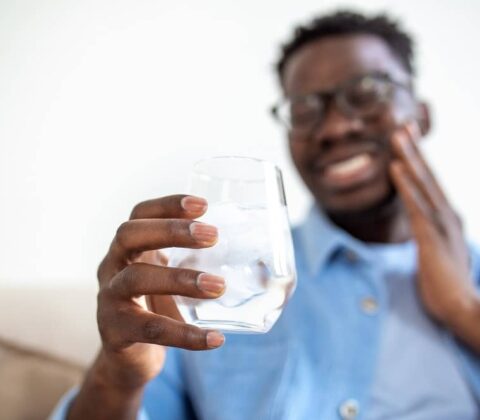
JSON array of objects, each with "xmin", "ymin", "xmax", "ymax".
[{"xmin": 312, "ymin": 144, "xmax": 379, "ymax": 172}]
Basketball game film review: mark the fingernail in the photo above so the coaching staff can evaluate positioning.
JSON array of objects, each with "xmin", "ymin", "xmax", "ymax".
[
  {"xmin": 189, "ymin": 222, "xmax": 218, "ymax": 243},
  {"xmin": 181, "ymin": 196, "xmax": 208, "ymax": 213},
  {"xmin": 197, "ymin": 273, "xmax": 225, "ymax": 294},
  {"xmin": 206, "ymin": 331, "xmax": 225, "ymax": 348}
]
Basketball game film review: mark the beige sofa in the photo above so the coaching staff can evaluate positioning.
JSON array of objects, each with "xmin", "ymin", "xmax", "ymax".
[
  {"xmin": 0, "ymin": 338, "xmax": 83, "ymax": 420},
  {"xmin": 0, "ymin": 287, "xmax": 100, "ymax": 420}
]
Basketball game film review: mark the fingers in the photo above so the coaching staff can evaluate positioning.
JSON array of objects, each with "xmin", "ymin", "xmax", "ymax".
[
  {"xmin": 390, "ymin": 161, "xmax": 427, "ymax": 219},
  {"xmin": 390, "ymin": 160, "xmax": 438, "ymax": 238},
  {"xmin": 132, "ymin": 310, "xmax": 225, "ymax": 350},
  {"xmin": 98, "ymin": 264, "xmax": 226, "ymax": 352},
  {"xmin": 99, "ymin": 195, "xmax": 212, "ymax": 282},
  {"xmin": 404, "ymin": 122, "xmax": 447, "ymax": 200},
  {"xmin": 391, "ymin": 122, "xmax": 447, "ymax": 211},
  {"xmin": 130, "ymin": 195, "xmax": 208, "ymax": 220},
  {"xmin": 100, "ymin": 304, "xmax": 225, "ymax": 351},
  {"xmin": 390, "ymin": 121, "xmax": 461, "ymax": 239},
  {"xmin": 111, "ymin": 219, "xmax": 218, "ymax": 261},
  {"xmin": 96, "ymin": 194, "xmax": 227, "ymax": 354},
  {"xmin": 110, "ymin": 263, "xmax": 225, "ymax": 299}
]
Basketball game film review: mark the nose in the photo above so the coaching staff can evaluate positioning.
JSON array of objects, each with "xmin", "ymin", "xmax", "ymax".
[{"xmin": 310, "ymin": 103, "xmax": 365, "ymax": 147}]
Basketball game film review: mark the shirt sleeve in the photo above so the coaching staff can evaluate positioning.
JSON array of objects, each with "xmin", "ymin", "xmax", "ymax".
[
  {"xmin": 47, "ymin": 387, "xmax": 151, "ymax": 420},
  {"xmin": 48, "ymin": 348, "xmax": 196, "ymax": 420},
  {"xmin": 142, "ymin": 348, "xmax": 197, "ymax": 420},
  {"xmin": 453, "ymin": 243, "xmax": 480, "ymax": 399}
]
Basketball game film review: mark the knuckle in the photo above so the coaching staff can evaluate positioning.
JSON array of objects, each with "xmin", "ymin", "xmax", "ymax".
[
  {"xmin": 179, "ymin": 325, "xmax": 203, "ymax": 347},
  {"xmin": 97, "ymin": 258, "xmax": 107, "ymax": 281},
  {"xmin": 99, "ymin": 326, "xmax": 123, "ymax": 350},
  {"xmin": 164, "ymin": 194, "xmax": 183, "ymax": 209},
  {"xmin": 167, "ymin": 219, "xmax": 187, "ymax": 239},
  {"xmin": 97, "ymin": 295, "xmax": 134, "ymax": 349},
  {"xmin": 114, "ymin": 266, "xmax": 135, "ymax": 296},
  {"xmin": 97, "ymin": 317, "xmax": 113, "ymax": 343},
  {"xmin": 97, "ymin": 307, "xmax": 117, "ymax": 345},
  {"xmin": 155, "ymin": 270, "xmax": 170, "ymax": 292},
  {"xmin": 130, "ymin": 203, "xmax": 140, "ymax": 219},
  {"xmin": 97, "ymin": 322, "xmax": 109, "ymax": 342},
  {"xmin": 97, "ymin": 287, "xmax": 108, "ymax": 302},
  {"xmin": 115, "ymin": 221, "xmax": 131, "ymax": 249},
  {"xmin": 163, "ymin": 219, "xmax": 177, "ymax": 237},
  {"xmin": 177, "ymin": 269, "xmax": 196, "ymax": 287},
  {"xmin": 129, "ymin": 203, "xmax": 143, "ymax": 219},
  {"xmin": 143, "ymin": 319, "xmax": 166, "ymax": 340},
  {"xmin": 97, "ymin": 286, "xmax": 115, "ymax": 305}
]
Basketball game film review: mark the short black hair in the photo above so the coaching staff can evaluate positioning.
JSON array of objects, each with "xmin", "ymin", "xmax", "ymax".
[{"xmin": 276, "ymin": 10, "xmax": 415, "ymax": 82}]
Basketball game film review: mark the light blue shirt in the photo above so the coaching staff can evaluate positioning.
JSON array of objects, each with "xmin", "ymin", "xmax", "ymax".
[{"xmin": 50, "ymin": 207, "xmax": 480, "ymax": 419}]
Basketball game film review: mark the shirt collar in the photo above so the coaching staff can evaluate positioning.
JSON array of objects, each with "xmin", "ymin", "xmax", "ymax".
[{"xmin": 297, "ymin": 205, "xmax": 385, "ymax": 276}]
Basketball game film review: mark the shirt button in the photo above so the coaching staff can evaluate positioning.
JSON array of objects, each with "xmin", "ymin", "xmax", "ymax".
[
  {"xmin": 360, "ymin": 297, "xmax": 379, "ymax": 314},
  {"xmin": 339, "ymin": 399, "xmax": 360, "ymax": 419}
]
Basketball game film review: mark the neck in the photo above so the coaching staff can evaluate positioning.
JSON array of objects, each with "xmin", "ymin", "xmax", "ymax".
[{"xmin": 325, "ymin": 193, "xmax": 411, "ymax": 244}]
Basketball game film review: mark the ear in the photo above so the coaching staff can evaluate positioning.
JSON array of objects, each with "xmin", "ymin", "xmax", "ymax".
[{"xmin": 415, "ymin": 101, "xmax": 431, "ymax": 137}]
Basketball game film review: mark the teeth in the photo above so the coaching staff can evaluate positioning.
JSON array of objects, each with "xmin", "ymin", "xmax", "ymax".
[{"xmin": 325, "ymin": 153, "xmax": 372, "ymax": 177}]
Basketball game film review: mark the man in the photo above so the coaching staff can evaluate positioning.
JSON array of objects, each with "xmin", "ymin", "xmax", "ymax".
[{"xmin": 51, "ymin": 11, "xmax": 480, "ymax": 420}]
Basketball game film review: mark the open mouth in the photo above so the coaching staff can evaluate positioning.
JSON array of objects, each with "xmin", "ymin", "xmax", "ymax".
[{"xmin": 317, "ymin": 152, "xmax": 378, "ymax": 190}]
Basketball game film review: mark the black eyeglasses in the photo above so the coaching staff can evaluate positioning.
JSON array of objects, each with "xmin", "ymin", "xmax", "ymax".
[{"xmin": 271, "ymin": 72, "xmax": 411, "ymax": 137}]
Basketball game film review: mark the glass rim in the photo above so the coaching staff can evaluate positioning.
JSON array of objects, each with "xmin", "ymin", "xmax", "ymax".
[{"xmin": 192, "ymin": 155, "xmax": 281, "ymax": 183}]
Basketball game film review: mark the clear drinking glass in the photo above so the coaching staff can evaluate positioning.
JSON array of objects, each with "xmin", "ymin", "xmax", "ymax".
[{"xmin": 169, "ymin": 156, "xmax": 297, "ymax": 334}]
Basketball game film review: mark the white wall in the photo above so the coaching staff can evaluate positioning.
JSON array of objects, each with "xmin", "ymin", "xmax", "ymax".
[{"xmin": 1, "ymin": 0, "xmax": 480, "ymax": 289}]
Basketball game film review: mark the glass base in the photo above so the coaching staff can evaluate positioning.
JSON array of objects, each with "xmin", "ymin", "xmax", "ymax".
[{"xmin": 192, "ymin": 319, "xmax": 270, "ymax": 334}]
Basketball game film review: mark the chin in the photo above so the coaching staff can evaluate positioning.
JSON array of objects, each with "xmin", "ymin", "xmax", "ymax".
[{"xmin": 317, "ymin": 182, "xmax": 396, "ymax": 217}]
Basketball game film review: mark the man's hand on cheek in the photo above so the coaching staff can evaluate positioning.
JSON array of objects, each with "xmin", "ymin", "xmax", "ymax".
[{"xmin": 389, "ymin": 122, "xmax": 480, "ymax": 352}]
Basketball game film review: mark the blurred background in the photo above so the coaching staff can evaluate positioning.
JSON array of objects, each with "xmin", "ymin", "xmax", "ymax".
[{"xmin": 0, "ymin": 0, "xmax": 479, "ymax": 365}]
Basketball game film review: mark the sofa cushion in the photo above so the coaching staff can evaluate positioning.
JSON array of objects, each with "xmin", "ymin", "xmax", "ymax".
[{"xmin": 0, "ymin": 338, "xmax": 84, "ymax": 420}]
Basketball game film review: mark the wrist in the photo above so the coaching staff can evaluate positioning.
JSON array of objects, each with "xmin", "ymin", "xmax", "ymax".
[
  {"xmin": 67, "ymin": 350, "xmax": 147, "ymax": 420},
  {"xmin": 93, "ymin": 350, "xmax": 148, "ymax": 397}
]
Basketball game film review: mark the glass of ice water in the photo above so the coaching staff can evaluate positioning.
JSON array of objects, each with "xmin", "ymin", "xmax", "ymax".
[{"xmin": 169, "ymin": 156, "xmax": 297, "ymax": 334}]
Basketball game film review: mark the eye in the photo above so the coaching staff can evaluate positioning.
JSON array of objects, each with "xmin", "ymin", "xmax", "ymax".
[
  {"xmin": 344, "ymin": 78, "xmax": 392, "ymax": 111},
  {"xmin": 289, "ymin": 96, "xmax": 321, "ymax": 127}
]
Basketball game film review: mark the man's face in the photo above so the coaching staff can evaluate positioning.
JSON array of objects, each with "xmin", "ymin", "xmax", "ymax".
[{"xmin": 282, "ymin": 35, "xmax": 418, "ymax": 214}]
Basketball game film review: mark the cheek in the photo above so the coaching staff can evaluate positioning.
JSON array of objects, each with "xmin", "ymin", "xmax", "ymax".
[
  {"xmin": 371, "ymin": 106, "xmax": 403, "ymax": 129},
  {"xmin": 288, "ymin": 142, "xmax": 315, "ymax": 187},
  {"xmin": 365, "ymin": 104, "xmax": 412, "ymax": 147},
  {"xmin": 288, "ymin": 141, "xmax": 305, "ymax": 170}
]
